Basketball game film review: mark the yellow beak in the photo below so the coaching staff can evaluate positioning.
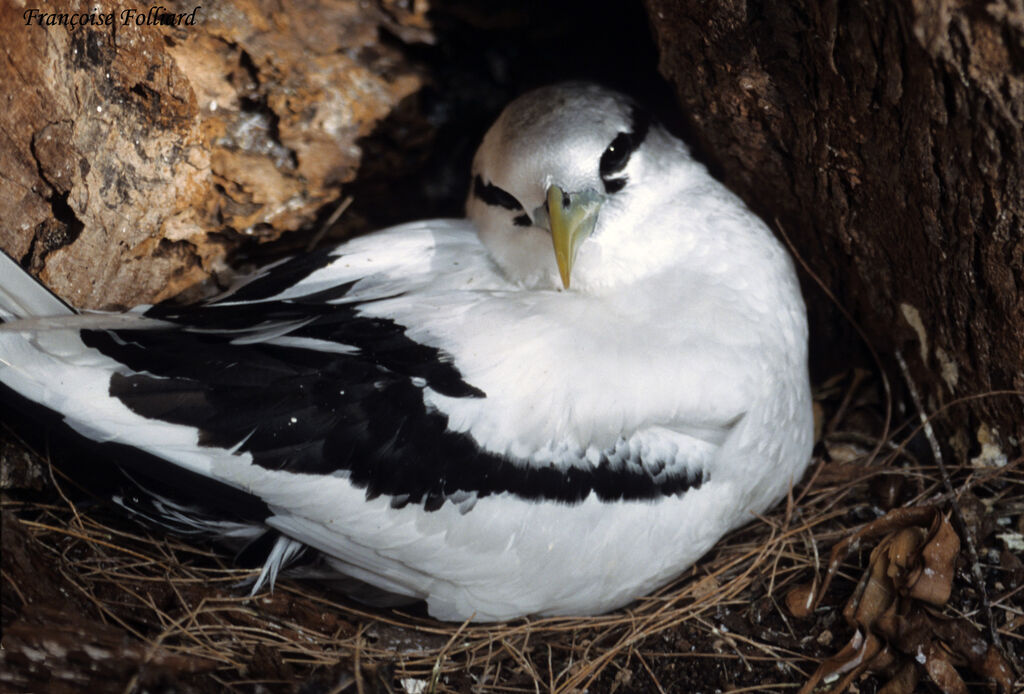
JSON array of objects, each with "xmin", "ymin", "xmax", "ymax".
[{"xmin": 547, "ymin": 185, "xmax": 603, "ymax": 289}]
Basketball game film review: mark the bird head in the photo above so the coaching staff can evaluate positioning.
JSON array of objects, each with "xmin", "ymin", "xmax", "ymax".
[{"xmin": 467, "ymin": 82, "xmax": 681, "ymax": 292}]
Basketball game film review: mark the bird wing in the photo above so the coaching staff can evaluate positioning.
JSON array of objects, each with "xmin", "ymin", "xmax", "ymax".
[{"xmin": 3, "ymin": 221, "xmax": 732, "ymax": 511}]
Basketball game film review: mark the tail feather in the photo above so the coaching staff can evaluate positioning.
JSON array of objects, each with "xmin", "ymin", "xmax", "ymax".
[{"xmin": 0, "ymin": 250, "xmax": 76, "ymax": 320}]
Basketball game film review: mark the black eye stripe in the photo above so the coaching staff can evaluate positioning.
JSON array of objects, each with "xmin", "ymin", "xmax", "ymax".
[
  {"xmin": 513, "ymin": 214, "xmax": 531, "ymax": 227},
  {"xmin": 603, "ymin": 178, "xmax": 627, "ymax": 194},
  {"xmin": 599, "ymin": 105, "xmax": 652, "ymax": 189},
  {"xmin": 473, "ymin": 175, "xmax": 524, "ymax": 211}
]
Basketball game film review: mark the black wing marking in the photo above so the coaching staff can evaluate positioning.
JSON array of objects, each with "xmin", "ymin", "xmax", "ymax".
[
  {"xmin": 0, "ymin": 379, "xmax": 273, "ymax": 522},
  {"xmin": 80, "ymin": 262, "xmax": 703, "ymax": 510}
]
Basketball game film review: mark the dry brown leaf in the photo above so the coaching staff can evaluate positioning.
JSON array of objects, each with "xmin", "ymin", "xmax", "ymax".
[
  {"xmin": 785, "ymin": 582, "xmax": 817, "ymax": 619},
  {"xmin": 796, "ymin": 629, "xmax": 884, "ymax": 694},
  {"xmin": 922, "ymin": 642, "xmax": 968, "ymax": 694},
  {"xmin": 789, "ymin": 507, "xmax": 1013, "ymax": 694},
  {"xmin": 846, "ymin": 545, "xmax": 896, "ymax": 629},
  {"xmin": 877, "ymin": 660, "xmax": 918, "ymax": 694},
  {"xmin": 931, "ymin": 618, "xmax": 1016, "ymax": 693},
  {"xmin": 910, "ymin": 513, "xmax": 959, "ymax": 605},
  {"xmin": 978, "ymin": 644, "xmax": 1016, "ymax": 692}
]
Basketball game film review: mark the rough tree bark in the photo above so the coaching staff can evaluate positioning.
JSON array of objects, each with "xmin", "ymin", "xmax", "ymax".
[
  {"xmin": 0, "ymin": 0, "xmax": 426, "ymax": 308},
  {"xmin": 643, "ymin": 0, "xmax": 1024, "ymax": 455}
]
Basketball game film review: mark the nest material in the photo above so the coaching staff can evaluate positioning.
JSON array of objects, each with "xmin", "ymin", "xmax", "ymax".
[{"xmin": 2, "ymin": 371, "xmax": 1022, "ymax": 693}]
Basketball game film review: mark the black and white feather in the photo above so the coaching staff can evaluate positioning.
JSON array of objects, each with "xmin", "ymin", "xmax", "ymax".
[{"xmin": 0, "ymin": 83, "xmax": 813, "ymax": 621}]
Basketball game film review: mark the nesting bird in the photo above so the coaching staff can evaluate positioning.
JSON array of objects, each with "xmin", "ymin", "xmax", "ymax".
[{"xmin": 0, "ymin": 83, "xmax": 813, "ymax": 621}]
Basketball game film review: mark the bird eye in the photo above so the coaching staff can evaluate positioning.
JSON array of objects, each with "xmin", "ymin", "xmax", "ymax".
[
  {"xmin": 473, "ymin": 175, "xmax": 524, "ymax": 212},
  {"xmin": 599, "ymin": 106, "xmax": 652, "ymax": 194},
  {"xmin": 600, "ymin": 133, "xmax": 634, "ymax": 194},
  {"xmin": 600, "ymin": 133, "xmax": 633, "ymax": 179}
]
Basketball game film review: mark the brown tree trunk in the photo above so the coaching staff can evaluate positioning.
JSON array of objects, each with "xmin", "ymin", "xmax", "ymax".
[
  {"xmin": 644, "ymin": 0, "xmax": 1024, "ymax": 452},
  {"xmin": 0, "ymin": 0, "xmax": 426, "ymax": 308}
]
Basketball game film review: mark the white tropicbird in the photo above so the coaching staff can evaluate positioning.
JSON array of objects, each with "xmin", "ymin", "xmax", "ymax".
[{"xmin": 0, "ymin": 82, "xmax": 813, "ymax": 621}]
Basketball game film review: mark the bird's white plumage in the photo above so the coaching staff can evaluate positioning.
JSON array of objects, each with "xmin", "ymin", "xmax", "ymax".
[{"xmin": 0, "ymin": 83, "xmax": 813, "ymax": 621}]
